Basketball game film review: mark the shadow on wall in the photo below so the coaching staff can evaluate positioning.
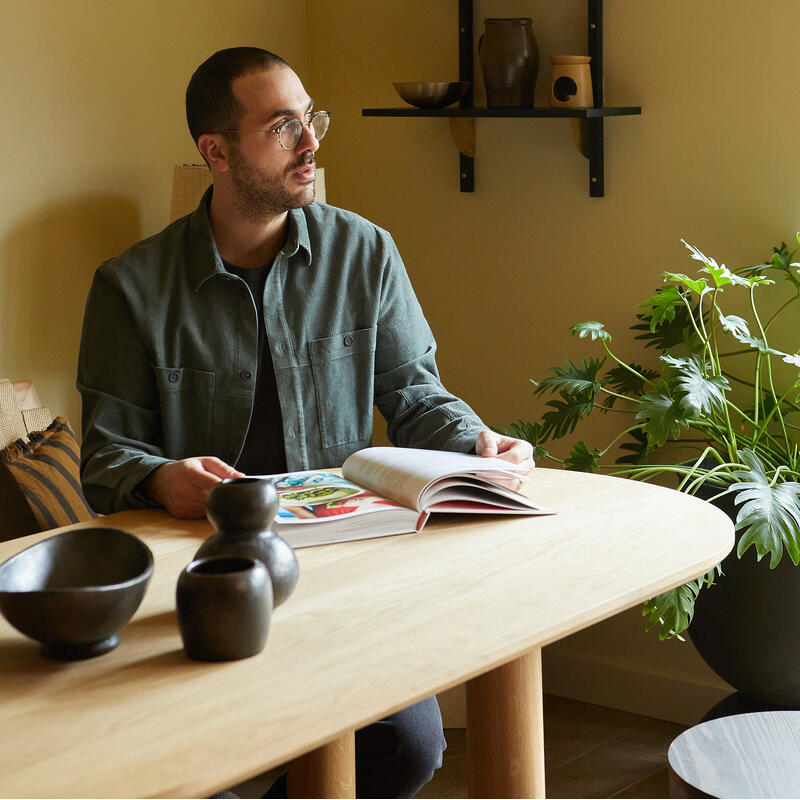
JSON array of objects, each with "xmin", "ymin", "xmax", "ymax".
[{"xmin": 1, "ymin": 194, "xmax": 141, "ymax": 428}]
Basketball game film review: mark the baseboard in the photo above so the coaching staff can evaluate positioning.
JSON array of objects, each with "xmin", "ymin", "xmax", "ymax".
[
  {"xmin": 541, "ymin": 649, "xmax": 733, "ymax": 725},
  {"xmin": 437, "ymin": 650, "xmax": 733, "ymax": 728}
]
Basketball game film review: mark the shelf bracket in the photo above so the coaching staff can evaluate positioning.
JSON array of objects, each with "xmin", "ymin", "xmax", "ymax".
[
  {"xmin": 568, "ymin": 0, "xmax": 605, "ymax": 196},
  {"xmin": 449, "ymin": 118, "xmax": 475, "ymax": 158},
  {"xmin": 458, "ymin": 0, "xmax": 475, "ymax": 192},
  {"xmin": 587, "ymin": 0, "xmax": 604, "ymax": 197}
]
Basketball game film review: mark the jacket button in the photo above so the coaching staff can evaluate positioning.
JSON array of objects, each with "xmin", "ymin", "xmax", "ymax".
[
  {"xmin": 343, "ymin": 335, "xmax": 354, "ymax": 346},
  {"xmin": 241, "ymin": 370, "xmax": 252, "ymax": 380},
  {"xmin": 168, "ymin": 372, "xmax": 180, "ymax": 383}
]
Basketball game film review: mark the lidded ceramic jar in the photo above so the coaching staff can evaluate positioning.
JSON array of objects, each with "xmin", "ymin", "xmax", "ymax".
[{"xmin": 197, "ymin": 477, "xmax": 299, "ymax": 607}]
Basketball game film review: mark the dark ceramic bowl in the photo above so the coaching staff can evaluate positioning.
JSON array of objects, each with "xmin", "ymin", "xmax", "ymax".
[
  {"xmin": 0, "ymin": 527, "xmax": 154, "ymax": 659},
  {"xmin": 393, "ymin": 81, "xmax": 470, "ymax": 108}
]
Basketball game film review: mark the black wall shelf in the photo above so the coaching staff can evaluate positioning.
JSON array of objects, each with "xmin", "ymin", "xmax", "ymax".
[
  {"xmin": 361, "ymin": 0, "xmax": 641, "ymax": 196},
  {"xmin": 362, "ymin": 107, "xmax": 641, "ymax": 119}
]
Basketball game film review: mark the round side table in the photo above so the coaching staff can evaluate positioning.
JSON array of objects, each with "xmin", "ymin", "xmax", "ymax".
[{"xmin": 668, "ymin": 710, "xmax": 800, "ymax": 798}]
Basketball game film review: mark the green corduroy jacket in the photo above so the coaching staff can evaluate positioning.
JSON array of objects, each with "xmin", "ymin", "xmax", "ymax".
[{"xmin": 77, "ymin": 192, "xmax": 485, "ymax": 514}]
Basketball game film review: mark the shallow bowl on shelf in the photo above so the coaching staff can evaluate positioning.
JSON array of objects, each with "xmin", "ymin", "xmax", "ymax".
[
  {"xmin": 0, "ymin": 527, "xmax": 154, "ymax": 659},
  {"xmin": 393, "ymin": 81, "xmax": 470, "ymax": 109}
]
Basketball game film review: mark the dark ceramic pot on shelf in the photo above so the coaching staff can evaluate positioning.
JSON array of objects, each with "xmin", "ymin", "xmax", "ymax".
[
  {"xmin": 197, "ymin": 477, "xmax": 299, "ymax": 607},
  {"xmin": 478, "ymin": 17, "xmax": 539, "ymax": 108},
  {"xmin": 176, "ymin": 556, "xmax": 271, "ymax": 661}
]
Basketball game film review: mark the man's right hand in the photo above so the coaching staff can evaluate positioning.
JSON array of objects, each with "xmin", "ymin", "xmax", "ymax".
[{"xmin": 142, "ymin": 457, "xmax": 245, "ymax": 519}]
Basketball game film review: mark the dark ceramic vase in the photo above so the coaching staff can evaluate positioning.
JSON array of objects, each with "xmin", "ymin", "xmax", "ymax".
[
  {"xmin": 479, "ymin": 17, "xmax": 539, "ymax": 108},
  {"xmin": 689, "ymin": 486, "xmax": 800, "ymax": 706},
  {"xmin": 198, "ymin": 477, "xmax": 298, "ymax": 607},
  {"xmin": 176, "ymin": 556, "xmax": 272, "ymax": 661}
]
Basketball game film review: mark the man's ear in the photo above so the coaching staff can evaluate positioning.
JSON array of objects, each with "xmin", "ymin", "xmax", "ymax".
[{"xmin": 197, "ymin": 134, "xmax": 230, "ymax": 173}]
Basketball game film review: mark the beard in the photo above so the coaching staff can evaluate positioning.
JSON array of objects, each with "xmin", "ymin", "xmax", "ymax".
[{"xmin": 227, "ymin": 145, "xmax": 316, "ymax": 222}]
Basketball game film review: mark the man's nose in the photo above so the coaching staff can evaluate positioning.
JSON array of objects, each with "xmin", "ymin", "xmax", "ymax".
[{"xmin": 297, "ymin": 121, "xmax": 320, "ymax": 154}]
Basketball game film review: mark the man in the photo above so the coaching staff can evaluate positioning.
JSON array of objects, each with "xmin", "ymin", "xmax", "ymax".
[{"xmin": 78, "ymin": 47, "xmax": 533, "ymax": 797}]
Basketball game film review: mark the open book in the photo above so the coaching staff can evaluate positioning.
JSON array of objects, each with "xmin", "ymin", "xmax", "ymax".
[{"xmin": 260, "ymin": 447, "xmax": 554, "ymax": 548}]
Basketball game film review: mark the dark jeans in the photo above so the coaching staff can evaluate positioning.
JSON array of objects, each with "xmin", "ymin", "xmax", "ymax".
[{"xmin": 263, "ymin": 696, "xmax": 446, "ymax": 798}]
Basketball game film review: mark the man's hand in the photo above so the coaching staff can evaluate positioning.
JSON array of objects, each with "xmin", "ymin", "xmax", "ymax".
[
  {"xmin": 474, "ymin": 430, "xmax": 535, "ymax": 476},
  {"xmin": 142, "ymin": 457, "xmax": 245, "ymax": 519}
]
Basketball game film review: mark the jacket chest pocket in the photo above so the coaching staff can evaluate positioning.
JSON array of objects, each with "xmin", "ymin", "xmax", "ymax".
[
  {"xmin": 309, "ymin": 327, "xmax": 376, "ymax": 448},
  {"xmin": 153, "ymin": 365, "xmax": 215, "ymax": 457}
]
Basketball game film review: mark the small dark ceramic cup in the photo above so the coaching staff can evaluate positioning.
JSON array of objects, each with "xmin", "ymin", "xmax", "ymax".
[{"xmin": 176, "ymin": 556, "xmax": 272, "ymax": 662}]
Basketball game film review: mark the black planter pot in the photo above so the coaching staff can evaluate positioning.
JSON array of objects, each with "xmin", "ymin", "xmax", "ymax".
[{"xmin": 688, "ymin": 487, "xmax": 800, "ymax": 706}]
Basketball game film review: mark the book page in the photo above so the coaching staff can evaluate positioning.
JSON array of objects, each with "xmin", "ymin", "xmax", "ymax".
[
  {"xmin": 342, "ymin": 447, "xmax": 529, "ymax": 510},
  {"xmin": 270, "ymin": 471, "xmax": 409, "ymax": 524}
]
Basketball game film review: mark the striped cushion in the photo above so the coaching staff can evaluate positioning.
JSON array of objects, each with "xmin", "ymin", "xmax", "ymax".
[{"xmin": 0, "ymin": 417, "xmax": 97, "ymax": 537}]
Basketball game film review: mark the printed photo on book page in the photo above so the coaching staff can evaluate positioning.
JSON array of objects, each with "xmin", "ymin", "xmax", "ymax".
[{"xmin": 274, "ymin": 472, "xmax": 408, "ymax": 524}]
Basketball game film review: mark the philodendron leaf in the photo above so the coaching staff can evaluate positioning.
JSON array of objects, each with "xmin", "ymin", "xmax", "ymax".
[
  {"xmin": 661, "ymin": 354, "xmax": 730, "ymax": 416},
  {"xmin": 532, "ymin": 357, "xmax": 606, "ymax": 399},
  {"xmin": 565, "ymin": 441, "xmax": 601, "ymax": 473},
  {"xmin": 616, "ymin": 427, "xmax": 650, "ymax": 464},
  {"xmin": 718, "ymin": 313, "xmax": 751, "ymax": 340},
  {"xmin": 541, "ymin": 392, "xmax": 596, "ymax": 440},
  {"xmin": 662, "ymin": 271, "xmax": 709, "ymax": 295},
  {"xmin": 639, "ymin": 285, "xmax": 684, "ymax": 332},
  {"xmin": 632, "ymin": 303, "xmax": 704, "ymax": 352},
  {"xmin": 635, "ymin": 380, "xmax": 691, "ymax": 447},
  {"xmin": 682, "ymin": 239, "xmax": 719, "ymax": 269},
  {"xmin": 731, "ymin": 449, "xmax": 800, "ymax": 567},
  {"xmin": 743, "ymin": 335, "xmax": 784, "ymax": 358},
  {"xmin": 570, "ymin": 321, "xmax": 611, "ymax": 342},
  {"xmin": 642, "ymin": 568, "xmax": 717, "ymax": 640},
  {"xmin": 602, "ymin": 364, "xmax": 660, "ymax": 407},
  {"xmin": 702, "ymin": 261, "xmax": 752, "ymax": 288}
]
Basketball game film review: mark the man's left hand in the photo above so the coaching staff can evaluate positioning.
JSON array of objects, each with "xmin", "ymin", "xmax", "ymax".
[{"xmin": 474, "ymin": 430, "xmax": 535, "ymax": 475}]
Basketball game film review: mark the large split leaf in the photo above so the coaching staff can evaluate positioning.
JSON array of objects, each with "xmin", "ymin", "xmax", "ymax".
[
  {"xmin": 731, "ymin": 449, "xmax": 800, "ymax": 567},
  {"xmin": 635, "ymin": 381, "xmax": 691, "ymax": 447},
  {"xmin": 639, "ymin": 285, "xmax": 684, "ymax": 332},
  {"xmin": 565, "ymin": 441, "xmax": 601, "ymax": 473},
  {"xmin": 662, "ymin": 271, "xmax": 709, "ymax": 296},
  {"xmin": 532, "ymin": 357, "xmax": 606, "ymax": 399},
  {"xmin": 570, "ymin": 321, "xmax": 611, "ymax": 342},
  {"xmin": 541, "ymin": 392, "xmax": 596, "ymax": 440},
  {"xmin": 661, "ymin": 354, "xmax": 730, "ymax": 417},
  {"xmin": 615, "ymin": 428, "xmax": 650, "ymax": 464},
  {"xmin": 642, "ymin": 568, "xmax": 717, "ymax": 640}
]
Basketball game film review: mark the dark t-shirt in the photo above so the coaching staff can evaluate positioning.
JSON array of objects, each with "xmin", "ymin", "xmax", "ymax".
[{"xmin": 224, "ymin": 261, "xmax": 287, "ymax": 475}]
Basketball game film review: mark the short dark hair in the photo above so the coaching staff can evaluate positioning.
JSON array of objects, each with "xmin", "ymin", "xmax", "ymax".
[{"xmin": 185, "ymin": 47, "xmax": 289, "ymax": 143}]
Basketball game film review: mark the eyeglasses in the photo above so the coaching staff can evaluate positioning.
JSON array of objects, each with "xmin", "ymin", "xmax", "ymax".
[{"xmin": 213, "ymin": 110, "xmax": 331, "ymax": 151}]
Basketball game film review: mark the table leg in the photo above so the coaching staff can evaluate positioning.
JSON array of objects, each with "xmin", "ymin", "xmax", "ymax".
[
  {"xmin": 286, "ymin": 730, "xmax": 356, "ymax": 798},
  {"xmin": 466, "ymin": 647, "xmax": 545, "ymax": 798}
]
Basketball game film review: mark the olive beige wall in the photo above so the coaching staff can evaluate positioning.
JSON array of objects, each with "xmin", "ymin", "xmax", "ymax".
[
  {"xmin": 0, "ymin": 0, "xmax": 308, "ymax": 427},
  {"xmin": 306, "ymin": 0, "xmax": 800, "ymax": 724}
]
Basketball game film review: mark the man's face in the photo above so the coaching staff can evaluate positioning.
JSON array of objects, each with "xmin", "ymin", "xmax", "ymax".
[{"xmin": 226, "ymin": 66, "xmax": 320, "ymax": 221}]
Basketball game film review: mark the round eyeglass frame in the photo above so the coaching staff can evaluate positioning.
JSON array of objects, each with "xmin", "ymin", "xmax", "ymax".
[{"xmin": 213, "ymin": 110, "xmax": 330, "ymax": 151}]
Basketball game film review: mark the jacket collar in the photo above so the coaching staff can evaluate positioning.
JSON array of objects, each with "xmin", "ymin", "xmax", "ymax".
[{"xmin": 187, "ymin": 187, "xmax": 313, "ymax": 292}]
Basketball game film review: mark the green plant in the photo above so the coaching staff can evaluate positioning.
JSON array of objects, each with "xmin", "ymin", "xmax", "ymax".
[{"xmin": 498, "ymin": 237, "xmax": 800, "ymax": 639}]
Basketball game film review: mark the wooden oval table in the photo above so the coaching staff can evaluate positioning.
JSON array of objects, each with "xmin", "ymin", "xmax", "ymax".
[{"xmin": 0, "ymin": 468, "xmax": 733, "ymax": 798}]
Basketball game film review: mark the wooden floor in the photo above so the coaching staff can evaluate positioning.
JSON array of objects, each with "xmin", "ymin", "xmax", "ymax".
[{"xmin": 419, "ymin": 694, "xmax": 685, "ymax": 799}]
